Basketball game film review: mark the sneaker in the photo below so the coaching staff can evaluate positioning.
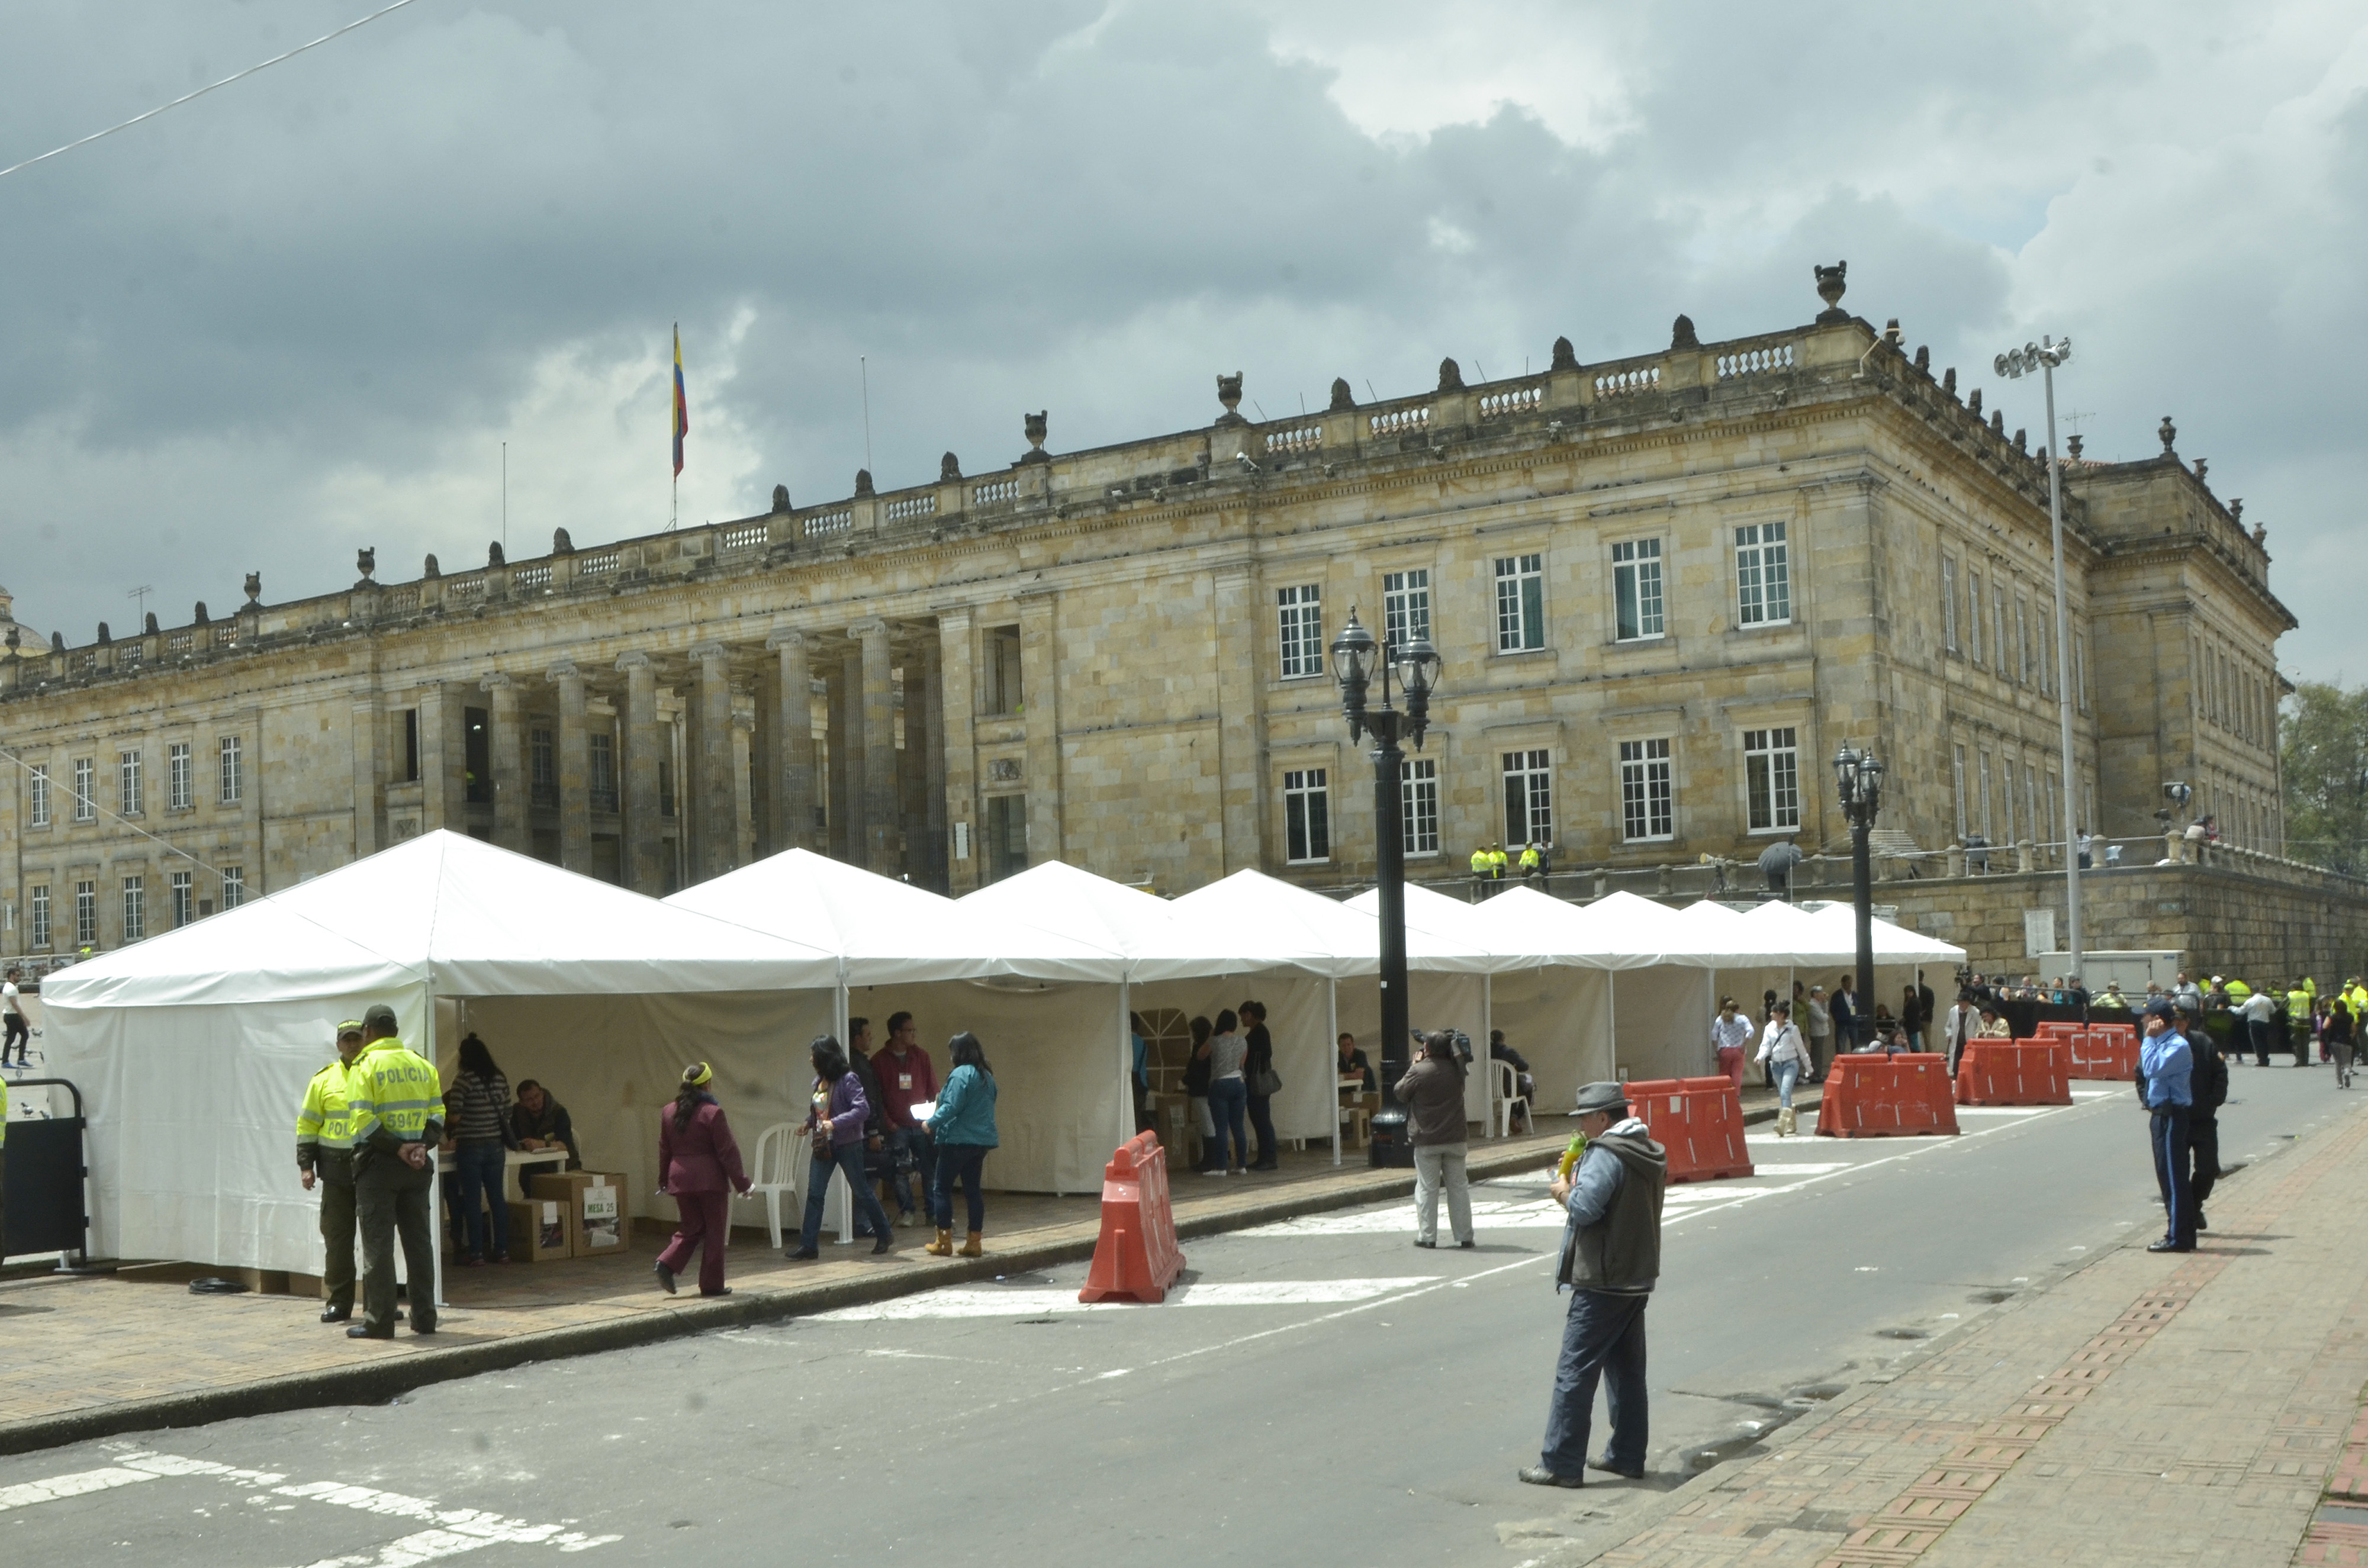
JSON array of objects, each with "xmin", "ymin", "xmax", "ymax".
[
  {"xmin": 1516, "ymin": 1466, "xmax": 1584, "ymax": 1489},
  {"xmin": 1589, "ymin": 1454, "xmax": 1646, "ymax": 1480},
  {"xmin": 1199, "ymin": 1168, "xmax": 1227, "ymax": 1177}
]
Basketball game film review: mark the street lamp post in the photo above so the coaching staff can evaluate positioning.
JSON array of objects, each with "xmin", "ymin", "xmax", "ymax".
[
  {"xmin": 1832, "ymin": 744, "xmax": 1885, "ymax": 1036},
  {"xmin": 1996, "ymin": 334, "xmax": 2081, "ymax": 984},
  {"xmin": 1330, "ymin": 610, "xmax": 1442, "ymax": 1105}
]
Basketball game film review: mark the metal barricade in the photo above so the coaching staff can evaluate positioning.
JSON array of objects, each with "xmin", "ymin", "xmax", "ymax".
[{"xmin": 3, "ymin": 1076, "xmax": 98, "ymax": 1271}]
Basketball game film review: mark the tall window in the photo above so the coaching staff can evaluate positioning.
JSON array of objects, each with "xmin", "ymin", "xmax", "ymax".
[
  {"xmin": 1501, "ymin": 749, "xmax": 1552, "ymax": 846},
  {"xmin": 170, "ymin": 870, "xmax": 194, "ymax": 928},
  {"xmin": 2000, "ymin": 756, "xmax": 2016, "ymax": 843},
  {"xmin": 2038, "ymin": 620, "xmax": 2052, "ymax": 695},
  {"xmin": 1743, "ymin": 727, "xmax": 1801, "ymax": 832},
  {"xmin": 118, "ymin": 749, "xmax": 143, "ymax": 815},
  {"xmin": 1382, "ymin": 568, "xmax": 1431, "ymax": 649},
  {"xmin": 2075, "ymin": 635, "xmax": 2089, "ymax": 712},
  {"xmin": 1952, "ymin": 744, "xmax": 1968, "ymax": 839},
  {"xmin": 220, "ymin": 865, "xmax": 245, "ymax": 910},
  {"xmin": 28, "ymin": 764, "xmax": 49, "ymax": 827},
  {"xmin": 530, "ymin": 725, "xmax": 557, "ymax": 804},
  {"xmin": 1611, "ymin": 539, "xmax": 1664, "ymax": 640},
  {"xmin": 74, "ymin": 881, "xmax": 96, "ymax": 947},
  {"xmin": 1494, "ymin": 553, "xmax": 1545, "ymax": 652},
  {"xmin": 1276, "ymin": 584, "xmax": 1324, "ymax": 679},
  {"xmin": 2015, "ymin": 600, "xmax": 2031, "ymax": 685},
  {"xmin": 73, "ymin": 757, "xmax": 95, "ymax": 822},
  {"xmin": 2045, "ymin": 770, "xmax": 2060, "ymax": 848},
  {"xmin": 169, "ymin": 742, "xmax": 192, "ymax": 810},
  {"xmin": 1619, "ymin": 739, "xmax": 1674, "ymax": 842},
  {"xmin": 219, "ymin": 735, "xmax": 244, "ymax": 803},
  {"xmin": 589, "ymin": 732, "xmax": 618, "ymax": 812},
  {"xmin": 1734, "ymin": 522, "xmax": 1790, "ymax": 626},
  {"xmin": 1993, "ymin": 586, "xmax": 2009, "ymax": 681},
  {"xmin": 121, "ymin": 875, "xmax": 144, "ymax": 942},
  {"xmin": 1967, "ymin": 571, "xmax": 1983, "ymax": 664},
  {"xmin": 1401, "ymin": 758, "xmax": 1440, "ymax": 857},
  {"xmin": 2025, "ymin": 764, "xmax": 2041, "ymax": 850},
  {"xmin": 1941, "ymin": 557, "xmax": 1959, "ymax": 653},
  {"xmin": 1282, "ymin": 769, "xmax": 1330, "ymax": 864},
  {"xmin": 1978, "ymin": 752, "xmax": 1994, "ymax": 838}
]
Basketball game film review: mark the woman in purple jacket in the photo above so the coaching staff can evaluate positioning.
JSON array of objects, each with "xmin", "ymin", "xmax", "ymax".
[
  {"xmin": 654, "ymin": 1062, "xmax": 754, "ymax": 1297},
  {"xmin": 789, "ymin": 1035, "xmax": 896, "ymax": 1258}
]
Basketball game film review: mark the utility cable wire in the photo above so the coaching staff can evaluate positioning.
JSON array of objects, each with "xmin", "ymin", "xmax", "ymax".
[{"xmin": 0, "ymin": 0, "xmax": 423, "ymax": 184}]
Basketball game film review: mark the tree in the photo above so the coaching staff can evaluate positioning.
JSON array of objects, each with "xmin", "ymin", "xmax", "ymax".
[{"xmin": 2282, "ymin": 681, "xmax": 2368, "ymax": 877}]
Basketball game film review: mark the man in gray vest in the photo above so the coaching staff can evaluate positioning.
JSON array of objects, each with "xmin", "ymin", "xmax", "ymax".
[{"xmin": 1521, "ymin": 1081, "xmax": 1669, "ymax": 1488}]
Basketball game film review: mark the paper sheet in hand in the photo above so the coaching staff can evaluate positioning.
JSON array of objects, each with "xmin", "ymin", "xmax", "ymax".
[{"xmin": 911, "ymin": 1102, "xmax": 936, "ymax": 1121}]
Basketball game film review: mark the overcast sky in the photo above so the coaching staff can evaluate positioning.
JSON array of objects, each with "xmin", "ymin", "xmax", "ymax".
[{"xmin": 3, "ymin": 1, "xmax": 2362, "ymax": 683}]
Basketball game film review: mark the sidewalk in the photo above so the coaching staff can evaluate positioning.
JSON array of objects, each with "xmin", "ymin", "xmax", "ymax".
[{"xmin": 1525, "ymin": 1089, "xmax": 2368, "ymax": 1567}]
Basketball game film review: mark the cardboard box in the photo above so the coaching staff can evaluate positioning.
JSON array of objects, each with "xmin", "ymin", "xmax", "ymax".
[
  {"xmin": 507, "ymin": 1199, "xmax": 574, "ymax": 1262},
  {"xmin": 575, "ymin": 1181, "xmax": 623, "ymax": 1255},
  {"xmin": 528, "ymin": 1169, "xmax": 600, "ymax": 1204}
]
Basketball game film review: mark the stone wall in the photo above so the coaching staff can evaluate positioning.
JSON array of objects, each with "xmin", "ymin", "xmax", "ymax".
[{"xmin": 1884, "ymin": 849, "xmax": 2368, "ymax": 983}]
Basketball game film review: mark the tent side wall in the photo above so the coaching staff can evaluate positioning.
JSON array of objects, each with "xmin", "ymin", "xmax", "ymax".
[
  {"xmin": 1482, "ymin": 967, "xmax": 1611, "ymax": 1116},
  {"xmin": 1335, "ymin": 971, "xmax": 1490, "ymax": 1123},
  {"xmin": 1130, "ymin": 972, "xmax": 1337, "ymax": 1145},
  {"xmin": 45, "ymin": 986, "xmax": 433, "ymax": 1274},
  {"xmin": 1611, "ymin": 968, "xmax": 1713, "ymax": 1084}
]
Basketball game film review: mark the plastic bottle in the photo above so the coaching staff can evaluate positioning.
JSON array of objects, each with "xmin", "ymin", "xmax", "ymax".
[{"xmin": 1556, "ymin": 1131, "xmax": 1588, "ymax": 1180}]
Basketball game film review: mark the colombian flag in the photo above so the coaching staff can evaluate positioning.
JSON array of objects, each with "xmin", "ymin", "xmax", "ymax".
[{"xmin": 672, "ymin": 324, "xmax": 689, "ymax": 477}]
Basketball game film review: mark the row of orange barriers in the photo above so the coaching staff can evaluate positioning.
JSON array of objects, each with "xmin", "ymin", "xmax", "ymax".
[
  {"xmin": 1624, "ymin": 1076, "xmax": 1755, "ymax": 1183},
  {"xmin": 2031, "ymin": 1019, "xmax": 2139, "ymax": 1080},
  {"xmin": 1957, "ymin": 1038, "xmax": 2074, "ymax": 1105},
  {"xmin": 1817, "ymin": 1052, "xmax": 1959, "ymax": 1137}
]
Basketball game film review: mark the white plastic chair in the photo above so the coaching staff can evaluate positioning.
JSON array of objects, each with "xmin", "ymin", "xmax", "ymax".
[
  {"xmin": 1492, "ymin": 1060, "xmax": 1530, "ymax": 1139},
  {"xmin": 740, "ymin": 1122, "xmax": 803, "ymax": 1250}
]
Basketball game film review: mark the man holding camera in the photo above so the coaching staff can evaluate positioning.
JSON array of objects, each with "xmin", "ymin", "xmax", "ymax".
[{"xmin": 1521, "ymin": 1081, "xmax": 1669, "ymax": 1488}]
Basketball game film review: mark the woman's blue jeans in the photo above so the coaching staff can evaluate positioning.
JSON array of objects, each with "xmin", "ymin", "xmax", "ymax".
[
  {"xmin": 931, "ymin": 1144, "xmax": 988, "ymax": 1231},
  {"xmin": 453, "ymin": 1140, "xmax": 509, "ymax": 1261},
  {"xmin": 1205, "ymin": 1077, "xmax": 1248, "ymax": 1171},
  {"xmin": 1772, "ymin": 1059, "xmax": 1801, "ymax": 1108},
  {"xmin": 799, "ymin": 1140, "xmax": 892, "ymax": 1251}
]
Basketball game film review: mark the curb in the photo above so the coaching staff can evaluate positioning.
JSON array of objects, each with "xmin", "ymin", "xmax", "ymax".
[{"xmin": 0, "ymin": 1138, "xmax": 1570, "ymax": 1457}]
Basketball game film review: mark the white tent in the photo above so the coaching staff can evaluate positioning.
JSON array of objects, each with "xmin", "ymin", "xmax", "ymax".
[
  {"xmin": 666, "ymin": 848, "xmax": 1132, "ymax": 1197},
  {"xmin": 1341, "ymin": 883, "xmax": 1511, "ymax": 1129},
  {"xmin": 40, "ymin": 831, "xmax": 840, "ymax": 1277}
]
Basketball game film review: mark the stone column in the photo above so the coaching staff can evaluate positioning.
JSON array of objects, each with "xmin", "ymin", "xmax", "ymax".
[
  {"xmin": 617, "ymin": 652, "xmax": 665, "ymax": 893},
  {"xmin": 921, "ymin": 635, "xmax": 948, "ymax": 889},
  {"xmin": 1211, "ymin": 563, "xmax": 1265, "ymax": 871},
  {"xmin": 732, "ymin": 711, "xmax": 757, "ymax": 867},
  {"xmin": 823, "ymin": 655, "xmax": 851, "ymax": 860},
  {"xmin": 852, "ymin": 617, "xmax": 900, "ymax": 874},
  {"xmin": 482, "ymin": 672, "xmax": 527, "ymax": 852},
  {"xmin": 419, "ymin": 684, "xmax": 455, "ymax": 832},
  {"xmin": 838, "ymin": 639, "xmax": 868, "ymax": 864},
  {"xmin": 690, "ymin": 642, "xmax": 736, "ymax": 883},
  {"xmin": 937, "ymin": 609, "xmax": 977, "ymax": 890},
  {"xmin": 547, "ymin": 661, "xmax": 591, "ymax": 874},
  {"xmin": 767, "ymin": 626, "xmax": 816, "ymax": 852},
  {"xmin": 1018, "ymin": 590, "xmax": 1062, "ymax": 867},
  {"xmin": 350, "ymin": 693, "xmax": 382, "ymax": 859},
  {"xmin": 900, "ymin": 659, "xmax": 931, "ymax": 880}
]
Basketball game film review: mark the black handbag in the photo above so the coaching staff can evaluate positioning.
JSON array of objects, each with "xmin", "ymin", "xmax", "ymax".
[{"xmin": 1251, "ymin": 1068, "xmax": 1283, "ymax": 1098}]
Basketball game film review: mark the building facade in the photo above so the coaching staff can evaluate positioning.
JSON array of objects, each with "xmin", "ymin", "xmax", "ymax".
[{"xmin": 0, "ymin": 268, "xmax": 2298, "ymax": 955}]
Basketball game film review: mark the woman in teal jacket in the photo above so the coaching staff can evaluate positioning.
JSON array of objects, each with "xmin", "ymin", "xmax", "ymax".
[{"xmin": 923, "ymin": 1032, "xmax": 999, "ymax": 1258}]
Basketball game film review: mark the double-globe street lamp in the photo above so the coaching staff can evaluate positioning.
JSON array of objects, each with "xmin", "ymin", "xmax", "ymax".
[
  {"xmin": 1329, "ymin": 609, "xmax": 1442, "ymax": 1105},
  {"xmin": 1994, "ymin": 334, "xmax": 2081, "ymax": 986},
  {"xmin": 1833, "ymin": 743, "xmax": 1885, "ymax": 1044}
]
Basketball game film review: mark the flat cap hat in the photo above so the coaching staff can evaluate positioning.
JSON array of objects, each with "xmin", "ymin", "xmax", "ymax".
[{"xmin": 1570, "ymin": 1080, "xmax": 1630, "ymax": 1116}]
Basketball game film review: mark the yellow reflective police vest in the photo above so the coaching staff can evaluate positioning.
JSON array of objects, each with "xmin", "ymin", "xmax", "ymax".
[
  {"xmin": 1489, "ymin": 849, "xmax": 1510, "ymax": 876},
  {"xmin": 345, "ymin": 1038, "xmax": 445, "ymax": 1147},
  {"xmin": 2288, "ymin": 989, "xmax": 2312, "ymax": 1018},
  {"xmin": 296, "ymin": 1058, "xmax": 357, "ymax": 1164},
  {"xmin": 1519, "ymin": 846, "xmax": 1542, "ymax": 871},
  {"xmin": 2225, "ymin": 979, "xmax": 2253, "ymax": 1003},
  {"xmin": 1471, "ymin": 848, "xmax": 1491, "ymax": 874}
]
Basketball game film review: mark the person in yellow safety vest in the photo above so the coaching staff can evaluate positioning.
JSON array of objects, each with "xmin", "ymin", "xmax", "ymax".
[
  {"xmin": 342, "ymin": 1003, "xmax": 445, "ymax": 1340},
  {"xmin": 2287, "ymin": 979, "xmax": 2316, "ymax": 1065},
  {"xmin": 1471, "ymin": 844, "xmax": 1494, "ymax": 880},
  {"xmin": 1488, "ymin": 843, "xmax": 1509, "ymax": 880},
  {"xmin": 296, "ymin": 1020, "xmax": 368, "ymax": 1324},
  {"xmin": 2224, "ymin": 977, "xmax": 2253, "ymax": 1004},
  {"xmin": 1519, "ymin": 842, "xmax": 1543, "ymax": 878}
]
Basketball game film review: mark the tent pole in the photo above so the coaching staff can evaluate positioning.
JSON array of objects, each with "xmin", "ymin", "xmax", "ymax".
[
  {"xmin": 1607, "ymin": 971, "xmax": 1618, "ymax": 1084},
  {"xmin": 1329, "ymin": 979, "xmax": 1341, "ymax": 1168},
  {"xmin": 1707, "ymin": 966, "xmax": 1717, "ymax": 1078},
  {"xmin": 1117, "ymin": 980, "xmax": 1134, "ymax": 1157},
  {"xmin": 1483, "ymin": 974, "xmax": 1495, "ymax": 1138},
  {"xmin": 427, "ymin": 980, "xmax": 446, "ymax": 1312}
]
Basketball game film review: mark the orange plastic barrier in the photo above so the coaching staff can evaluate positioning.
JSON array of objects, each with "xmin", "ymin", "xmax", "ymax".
[
  {"xmin": 1955, "ymin": 1038, "xmax": 2073, "ymax": 1106},
  {"xmin": 1814, "ymin": 1052, "xmax": 1961, "ymax": 1138},
  {"xmin": 2063, "ymin": 1028, "xmax": 2140, "ymax": 1080},
  {"xmin": 1079, "ymin": 1131, "xmax": 1186, "ymax": 1304},
  {"xmin": 1623, "ymin": 1076, "xmax": 1754, "ymax": 1183},
  {"xmin": 2032, "ymin": 1021, "xmax": 2083, "ymax": 1042}
]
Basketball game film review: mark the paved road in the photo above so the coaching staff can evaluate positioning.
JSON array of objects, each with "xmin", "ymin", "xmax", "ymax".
[{"xmin": 0, "ymin": 1062, "xmax": 2347, "ymax": 1566}]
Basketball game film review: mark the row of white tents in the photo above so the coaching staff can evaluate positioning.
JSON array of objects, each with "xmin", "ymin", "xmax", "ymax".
[{"xmin": 36, "ymin": 830, "xmax": 1960, "ymax": 1275}]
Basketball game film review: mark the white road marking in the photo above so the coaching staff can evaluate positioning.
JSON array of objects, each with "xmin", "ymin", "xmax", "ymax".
[
  {"xmin": 0, "ymin": 1466, "xmax": 158, "ymax": 1513},
  {"xmin": 1953, "ymin": 1106, "xmax": 2051, "ymax": 1116},
  {"xmin": 812, "ymin": 1276, "xmax": 1436, "ymax": 1321}
]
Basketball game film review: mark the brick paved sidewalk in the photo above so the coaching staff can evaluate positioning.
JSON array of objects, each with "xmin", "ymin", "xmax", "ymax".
[{"xmin": 1520, "ymin": 1092, "xmax": 2368, "ymax": 1567}]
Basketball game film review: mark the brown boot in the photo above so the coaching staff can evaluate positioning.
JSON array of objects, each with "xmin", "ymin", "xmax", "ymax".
[
  {"xmin": 924, "ymin": 1228, "xmax": 953, "ymax": 1257},
  {"xmin": 960, "ymin": 1231, "xmax": 983, "ymax": 1258}
]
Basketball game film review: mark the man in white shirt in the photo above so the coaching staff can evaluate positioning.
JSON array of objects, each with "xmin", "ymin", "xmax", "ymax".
[
  {"xmin": 2240, "ymin": 987, "xmax": 2279, "ymax": 1066},
  {"xmin": 1, "ymin": 967, "xmax": 27, "ymax": 1067}
]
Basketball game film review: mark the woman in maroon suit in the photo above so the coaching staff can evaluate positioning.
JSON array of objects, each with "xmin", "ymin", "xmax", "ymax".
[{"xmin": 654, "ymin": 1062, "xmax": 752, "ymax": 1297}]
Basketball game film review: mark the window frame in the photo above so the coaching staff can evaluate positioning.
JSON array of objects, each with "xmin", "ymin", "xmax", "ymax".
[
  {"xmin": 1941, "ymin": 556, "xmax": 1959, "ymax": 653},
  {"xmin": 1978, "ymin": 752, "xmax": 1994, "ymax": 839},
  {"xmin": 1400, "ymin": 756, "xmax": 1440, "ymax": 858},
  {"xmin": 1967, "ymin": 570, "xmax": 1983, "ymax": 664},
  {"xmin": 74, "ymin": 880, "xmax": 96, "ymax": 947},
  {"xmin": 1733, "ymin": 521, "xmax": 1791, "ymax": 627},
  {"xmin": 1742, "ymin": 726, "xmax": 1802, "ymax": 833},
  {"xmin": 168, "ymin": 741, "xmax": 192, "ymax": 812},
  {"xmin": 1281, "ymin": 767, "xmax": 1331, "ymax": 865},
  {"xmin": 170, "ymin": 868, "xmax": 194, "ymax": 929},
  {"xmin": 1276, "ymin": 582, "xmax": 1324, "ymax": 680},
  {"xmin": 1610, "ymin": 538, "xmax": 1665, "ymax": 642},
  {"xmin": 218, "ymin": 734, "xmax": 244, "ymax": 804},
  {"xmin": 1492, "ymin": 553, "xmax": 1546, "ymax": 653},
  {"xmin": 1381, "ymin": 567, "xmax": 1432, "ymax": 650},
  {"xmin": 73, "ymin": 756, "xmax": 96, "ymax": 822},
  {"xmin": 28, "ymin": 763, "xmax": 49, "ymax": 827},
  {"xmin": 30, "ymin": 884, "xmax": 50, "ymax": 950},
  {"xmin": 1952, "ymin": 743, "xmax": 1969, "ymax": 841},
  {"xmin": 221, "ymin": 865, "xmax": 245, "ymax": 910},
  {"xmin": 118, "ymin": 748, "xmax": 143, "ymax": 816},
  {"xmin": 1501, "ymin": 748, "xmax": 1552, "ymax": 847},
  {"xmin": 120, "ymin": 875, "xmax": 144, "ymax": 944},
  {"xmin": 1618, "ymin": 737, "xmax": 1675, "ymax": 843}
]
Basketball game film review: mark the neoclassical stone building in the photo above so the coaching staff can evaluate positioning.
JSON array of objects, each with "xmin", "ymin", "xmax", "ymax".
[{"xmin": 0, "ymin": 268, "xmax": 2297, "ymax": 955}]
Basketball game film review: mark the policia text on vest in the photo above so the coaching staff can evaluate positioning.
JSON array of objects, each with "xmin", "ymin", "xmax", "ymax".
[
  {"xmin": 341, "ymin": 1004, "xmax": 445, "ymax": 1340},
  {"xmin": 296, "ymin": 1021, "xmax": 368, "ymax": 1322}
]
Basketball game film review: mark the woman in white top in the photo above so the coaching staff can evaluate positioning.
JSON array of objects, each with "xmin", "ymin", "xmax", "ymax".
[
  {"xmin": 1805, "ymin": 986, "xmax": 1832, "ymax": 1081},
  {"xmin": 1711, "ymin": 999, "xmax": 1755, "ymax": 1090},
  {"xmin": 1755, "ymin": 1000, "xmax": 1813, "ymax": 1135}
]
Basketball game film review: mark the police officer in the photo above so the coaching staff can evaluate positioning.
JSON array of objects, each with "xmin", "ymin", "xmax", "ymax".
[
  {"xmin": 296, "ymin": 1020, "xmax": 368, "ymax": 1323},
  {"xmin": 344, "ymin": 1003, "xmax": 445, "ymax": 1340},
  {"xmin": 2136, "ymin": 998, "xmax": 2196, "ymax": 1254},
  {"xmin": 1521, "ymin": 1080, "xmax": 1669, "ymax": 1488},
  {"xmin": 2286, "ymin": 978, "xmax": 2315, "ymax": 1066},
  {"xmin": 2178, "ymin": 1000, "xmax": 2226, "ymax": 1231}
]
